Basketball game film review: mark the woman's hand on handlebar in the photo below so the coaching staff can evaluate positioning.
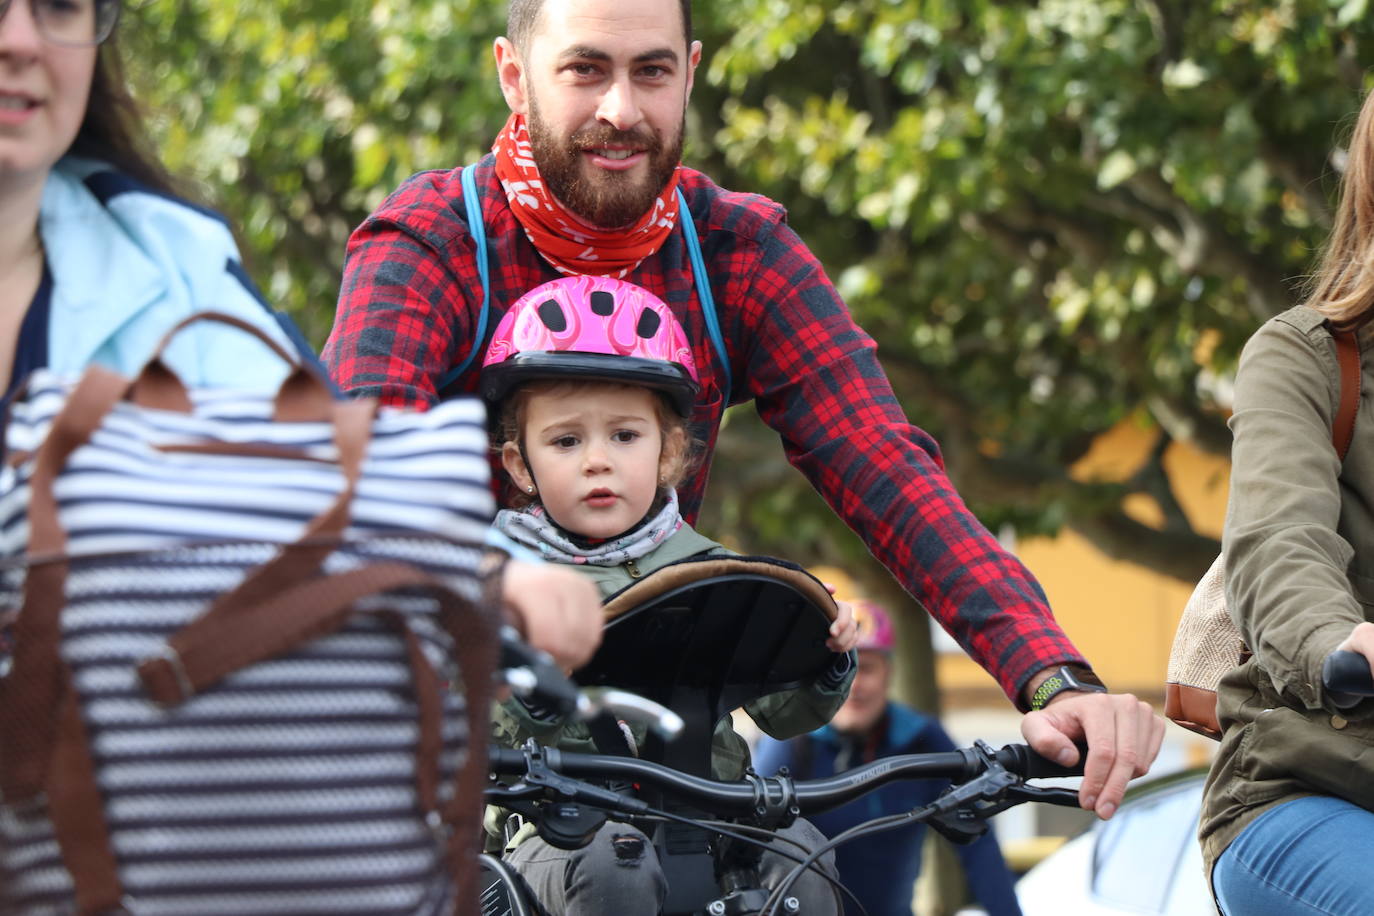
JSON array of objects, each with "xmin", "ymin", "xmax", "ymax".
[
  {"xmin": 1335, "ymin": 622, "xmax": 1374, "ymax": 675},
  {"xmin": 501, "ymin": 561, "xmax": 603, "ymax": 671},
  {"xmin": 1019, "ymin": 690, "xmax": 1164, "ymax": 821}
]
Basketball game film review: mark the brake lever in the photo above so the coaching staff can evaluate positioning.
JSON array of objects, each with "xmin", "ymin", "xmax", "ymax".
[
  {"xmin": 579, "ymin": 687, "xmax": 685, "ymax": 740},
  {"xmin": 925, "ymin": 739, "xmax": 1081, "ymax": 845},
  {"xmin": 489, "ymin": 741, "xmax": 653, "ymax": 817}
]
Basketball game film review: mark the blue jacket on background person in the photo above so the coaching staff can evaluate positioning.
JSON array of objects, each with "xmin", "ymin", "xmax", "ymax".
[{"xmin": 754, "ymin": 700, "xmax": 1023, "ymax": 916}]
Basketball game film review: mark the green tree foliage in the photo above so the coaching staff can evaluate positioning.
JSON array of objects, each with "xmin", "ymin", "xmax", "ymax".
[
  {"xmin": 693, "ymin": 0, "xmax": 1374, "ymax": 583},
  {"xmin": 122, "ymin": 0, "xmax": 1373, "ymax": 582}
]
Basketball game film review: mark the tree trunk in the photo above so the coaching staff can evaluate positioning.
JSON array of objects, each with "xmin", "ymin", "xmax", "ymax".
[{"xmin": 855, "ymin": 554, "xmax": 970, "ymax": 915}]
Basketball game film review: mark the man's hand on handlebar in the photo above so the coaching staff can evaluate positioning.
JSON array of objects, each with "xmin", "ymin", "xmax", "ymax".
[
  {"xmin": 500, "ymin": 561, "xmax": 603, "ymax": 671},
  {"xmin": 1019, "ymin": 690, "xmax": 1164, "ymax": 821}
]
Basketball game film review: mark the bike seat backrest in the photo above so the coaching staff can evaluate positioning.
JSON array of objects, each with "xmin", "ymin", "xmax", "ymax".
[{"xmin": 576, "ymin": 556, "xmax": 840, "ymax": 776}]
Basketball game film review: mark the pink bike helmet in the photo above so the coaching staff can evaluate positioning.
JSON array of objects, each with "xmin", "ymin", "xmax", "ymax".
[
  {"xmin": 852, "ymin": 600, "xmax": 896, "ymax": 653},
  {"xmin": 481, "ymin": 276, "xmax": 700, "ymax": 416}
]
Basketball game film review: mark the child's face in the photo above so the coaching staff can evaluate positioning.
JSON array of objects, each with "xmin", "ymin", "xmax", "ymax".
[{"xmin": 504, "ymin": 384, "xmax": 665, "ymax": 539}]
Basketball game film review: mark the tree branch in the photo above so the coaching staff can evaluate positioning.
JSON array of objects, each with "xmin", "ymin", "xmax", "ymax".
[{"xmin": 1145, "ymin": 392, "xmax": 1232, "ymax": 457}]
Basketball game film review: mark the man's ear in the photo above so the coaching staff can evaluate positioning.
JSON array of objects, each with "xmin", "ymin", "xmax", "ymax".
[
  {"xmin": 494, "ymin": 37, "xmax": 529, "ymax": 115},
  {"xmin": 502, "ymin": 441, "xmax": 535, "ymax": 493},
  {"xmin": 684, "ymin": 39, "xmax": 703, "ymax": 101}
]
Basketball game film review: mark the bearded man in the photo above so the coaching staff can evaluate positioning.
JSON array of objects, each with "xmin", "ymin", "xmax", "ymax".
[{"xmin": 324, "ymin": 0, "xmax": 1161, "ymax": 835}]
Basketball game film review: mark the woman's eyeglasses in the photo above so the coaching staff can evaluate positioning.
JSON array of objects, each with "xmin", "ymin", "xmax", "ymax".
[{"xmin": 0, "ymin": 0, "xmax": 120, "ymax": 48}]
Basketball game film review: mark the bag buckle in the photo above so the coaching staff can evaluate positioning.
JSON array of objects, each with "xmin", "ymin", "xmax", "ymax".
[{"xmin": 138, "ymin": 644, "xmax": 194, "ymax": 707}]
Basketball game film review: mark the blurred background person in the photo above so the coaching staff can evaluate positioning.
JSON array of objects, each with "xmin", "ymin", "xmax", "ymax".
[{"xmin": 755, "ymin": 599, "xmax": 1022, "ymax": 916}]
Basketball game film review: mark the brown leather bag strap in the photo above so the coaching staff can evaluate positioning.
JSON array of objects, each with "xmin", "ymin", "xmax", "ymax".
[
  {"xmin": 0, "ymin": 389, "xmax": 375, "ymax": 803},
  {"xmin": 127, "ymin": 311, "xmax": 337, "ymax": 423},
  {"xmin": 140, "ymin": 562, "xmax": 430, "ymax": 703},
  {"xmin": 437, "ymin": 557, "xmax": 503, "ymax": 914},
  {"xmin": 49, "ymin": 683, "xmax": 127, "ymax": 915},
  {"xmin": 136, "ymin": 556, "xmax": 502, "ymax": 908},
  {"xmin": 137, "ymin": 562, "xmax": 450, "ymax": 812},
  {"xmin": 1333, "ymin": 328, "xmax": 1362, "ymax": 462},
  {"xmin": 54, "ymin": 562, "xmax": 473, "ymax": 913},
  {"xmin": 0, "ymin": 368, "xmax": 129, "ymax": 802}
]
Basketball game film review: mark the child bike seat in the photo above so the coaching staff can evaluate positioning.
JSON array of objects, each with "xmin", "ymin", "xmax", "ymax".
[
  {"xmin": 575, "ymin": 555, "xmax": 841, "ymax": 777},
  {"xmin": 574, "ymin": 556, "xmax": 843, "ymax": 914}
]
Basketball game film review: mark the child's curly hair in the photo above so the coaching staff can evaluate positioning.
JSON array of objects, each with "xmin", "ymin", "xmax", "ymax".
[{"xmin": 494, "ymin": 379, "xmax": 702, "ymax": 509}]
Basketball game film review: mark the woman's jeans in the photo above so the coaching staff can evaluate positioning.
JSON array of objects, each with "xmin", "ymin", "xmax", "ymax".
[{"xmin": 1214, "ymin": 795, "xmax": 1374, "ymax": 915}]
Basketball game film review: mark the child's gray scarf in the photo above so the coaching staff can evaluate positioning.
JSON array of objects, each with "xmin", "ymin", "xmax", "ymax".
[{"xmin": 493, "ymin": 490, "xmax": 684, "ymax": 566}]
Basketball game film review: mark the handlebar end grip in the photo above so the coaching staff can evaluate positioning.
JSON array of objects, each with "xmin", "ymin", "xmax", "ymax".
[
  {"xmin": 1322, "ymin": 650, "xmax": 1374, "ymax": 707},
  {"xmin": 999, "ymin": 743, "xmax": 1087, "ymax": 779}
]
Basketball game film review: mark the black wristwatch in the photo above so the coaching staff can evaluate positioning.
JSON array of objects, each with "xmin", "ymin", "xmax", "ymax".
[{"xmin": 1029, "ymin": 665, "xmax": 1108, "ymax": 711}]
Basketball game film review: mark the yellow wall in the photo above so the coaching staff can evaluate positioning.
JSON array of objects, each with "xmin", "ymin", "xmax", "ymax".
[{"xmin": 937, "ymin": 418, "xmax": 1230, "ymax": 699}]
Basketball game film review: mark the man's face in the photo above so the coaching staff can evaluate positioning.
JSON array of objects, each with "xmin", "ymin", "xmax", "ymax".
[
  {"xmin": 830, "ymin": 651, "xmax": 891, "ymax": 735},
  {"xmin": 497, "ymin": 0, "xmax": 701, "ymax": 228}
]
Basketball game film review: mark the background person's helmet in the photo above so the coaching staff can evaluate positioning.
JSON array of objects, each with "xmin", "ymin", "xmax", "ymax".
[
  {"xmin": 481, "ymin": 276, "xmax": 700, "ymax": 416},
  {"xmin": 852, "ymin": 599, "xmax": 896, "ymax": 653}
]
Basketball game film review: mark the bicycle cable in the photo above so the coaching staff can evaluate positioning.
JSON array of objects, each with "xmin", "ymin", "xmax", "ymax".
[
  {"xmin": 696, "ymin": 819, "xmax": 870, "ymax": 916},
  {"xmin": 761, "ymin": 803, "xmax": 939, "ymax": 916},
  {"xmin": 642, "ymin": 804, "xmax": 866, "ymax": 915}
]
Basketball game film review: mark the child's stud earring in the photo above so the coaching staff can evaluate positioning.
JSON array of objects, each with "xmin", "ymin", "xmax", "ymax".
[{"xmin": 527, "ymin": 485, "xmax": 536, "ymax": 494}]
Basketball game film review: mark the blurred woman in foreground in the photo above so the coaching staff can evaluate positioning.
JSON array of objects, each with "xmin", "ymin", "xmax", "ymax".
[{"xmin": 0, "ymin": 0, "xmax": 295, "ymax": 398}]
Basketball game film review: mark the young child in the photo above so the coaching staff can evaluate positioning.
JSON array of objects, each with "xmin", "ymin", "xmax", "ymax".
[{"xmin": 481, "ymin": 276, "xmax": 859, "ymax": 916}]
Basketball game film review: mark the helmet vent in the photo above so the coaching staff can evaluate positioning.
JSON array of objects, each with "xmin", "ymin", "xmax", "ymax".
[
  {"xmin": 636, "ymin": 309, "xmax": 662, "ymax": 339},
  {"xmin": 590, "ymin": 290, "xmax": 615, "ymax": 316},
  {"xmin": 537, "ymin": 299, "xmax": 567, "ymax": 332}
]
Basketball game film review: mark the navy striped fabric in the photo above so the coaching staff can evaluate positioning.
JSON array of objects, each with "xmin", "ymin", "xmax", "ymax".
[{"xmin": 0, "ymin": 371, "xmax": 497, "ymax": 913}]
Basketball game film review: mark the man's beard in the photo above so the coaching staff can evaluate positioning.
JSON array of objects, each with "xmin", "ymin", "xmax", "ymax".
[{"xmin": 528, "ymin": 96, "xmax": 684, "ymax": 229}]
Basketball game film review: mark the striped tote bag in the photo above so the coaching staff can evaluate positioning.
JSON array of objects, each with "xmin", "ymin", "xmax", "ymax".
[{"xmin": 0, "ymin": 314, "xmax": 501, "ymax": 915}]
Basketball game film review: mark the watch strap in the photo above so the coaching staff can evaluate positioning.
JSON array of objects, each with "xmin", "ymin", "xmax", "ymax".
[{"xmin": 1030, "ymin": 665, "xmax": 1107, "ymax": 711}]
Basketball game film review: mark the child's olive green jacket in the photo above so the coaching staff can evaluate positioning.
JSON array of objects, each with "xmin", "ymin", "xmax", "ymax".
[
  {"xmin": 491, "ymin": 523, "xmax": 856, "ymax": 784},
  {"xmin": 1200, "ymin": 306, "xmax": 1374, "ymax": 873}
]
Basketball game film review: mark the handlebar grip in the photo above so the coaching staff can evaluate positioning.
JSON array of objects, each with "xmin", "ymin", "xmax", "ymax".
[
  {"xmin": 996, "ymin": 743, "xmax": 1087, "ymax": 779},
  {"xmin": 1323, "ymin": 650, "xmax": 1374, "ymax": 702}
]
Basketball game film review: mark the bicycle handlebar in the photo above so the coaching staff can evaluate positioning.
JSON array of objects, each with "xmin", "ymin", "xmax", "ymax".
[{"xmin": 488, "ymin": 740, "xmax": 1083, "ymax": 821}]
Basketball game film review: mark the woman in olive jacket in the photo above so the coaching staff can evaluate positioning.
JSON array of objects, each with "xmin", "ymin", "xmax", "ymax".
[{"xmin": 1201, "ymin": 90, "xmax": 1374, "ymax": 915}]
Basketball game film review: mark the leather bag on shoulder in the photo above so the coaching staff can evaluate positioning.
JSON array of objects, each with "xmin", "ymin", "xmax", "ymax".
[{"xmin": 1165, "ymin": 326, "xmax": 1361, "ymax": 739}]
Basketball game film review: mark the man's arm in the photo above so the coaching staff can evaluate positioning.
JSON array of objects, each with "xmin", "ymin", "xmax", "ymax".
[
  {"xmin": 737, "ymin": 221, "xmax": 1078, "ymax": 697},
  {"xmin": 737, "ymin": 222, "xmax": 1162, "ymax": 816}
]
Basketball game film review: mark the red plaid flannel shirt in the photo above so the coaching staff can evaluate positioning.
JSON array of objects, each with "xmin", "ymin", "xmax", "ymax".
[{"xmin": 324, "ymin": 158, "xmax": 1087, "ymax": 705}]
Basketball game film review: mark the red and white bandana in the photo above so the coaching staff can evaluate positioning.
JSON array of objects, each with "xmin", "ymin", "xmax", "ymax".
[{"xmin": 492, "ymin": 113, "xmax": 682, "ymax": 278}]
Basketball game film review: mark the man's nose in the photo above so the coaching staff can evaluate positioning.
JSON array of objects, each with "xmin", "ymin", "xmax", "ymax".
[{"xmin": 596, "ymin": 75, "xmax": 642, "ymax": 131}]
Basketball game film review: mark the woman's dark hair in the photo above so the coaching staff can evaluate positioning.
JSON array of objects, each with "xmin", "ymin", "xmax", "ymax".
[{"xmin": 65, "ymin": 24, "xmax": 179, "ymax": 196}]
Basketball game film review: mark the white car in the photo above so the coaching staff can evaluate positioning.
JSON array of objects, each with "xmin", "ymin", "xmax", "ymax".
[{"xmin": 1017, "ymin": 769, "xmax": 1218, "ymax": 916}]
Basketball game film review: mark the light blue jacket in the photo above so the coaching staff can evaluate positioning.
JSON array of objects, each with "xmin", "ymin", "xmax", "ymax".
[{"xmin": 37, "ymin": 158, "xmax": 296, "ymax": 389}]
